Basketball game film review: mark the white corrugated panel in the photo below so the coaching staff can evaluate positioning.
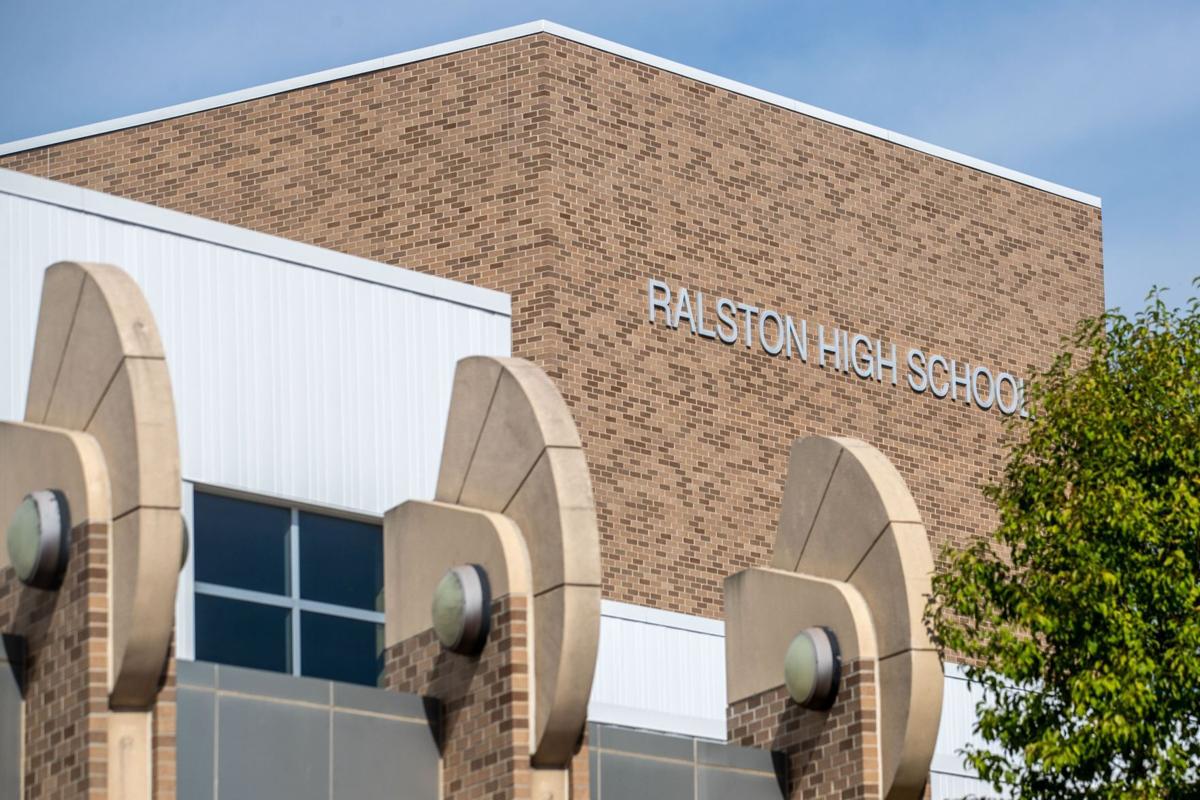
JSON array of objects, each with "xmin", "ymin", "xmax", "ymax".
[
  {"xmin": 585, "ymin": 599, "xmax": 1001, "ymax": 799},
  {"xmin": 588, "ymin": 601, "xmax": 727, "ymax": 739},
  {"xmin": 930, "ymin": 772, "xmax": 997, "ymax": 800},
  {"xmin": 0, "ymin": 170, "xmax": 510, "ymax": 514},
  {"xmin": 931, "ymin": 664, "xmax": 1004, "ymax": 798}
]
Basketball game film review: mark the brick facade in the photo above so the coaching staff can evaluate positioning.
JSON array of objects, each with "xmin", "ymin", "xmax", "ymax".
[
  {"xmin": 0, "ymin": 523, "xmax": 108, "ymax": 798},
  {"xmin": 384, "ymin": 594, "xmax": 587, "ymax": 800},
  {"xmin": 0, "ymin": 520, "xmax": 176, "ymax": 799},
  {"xmin": 384, "ymin": 597, "xmax": 532, "ymax": 799},
  {"xmin": 728, "ymin": 661, "xmax": 881, "ymax": 799},
  {"xmin": 0, "ymin": 32, "xmax": 1105, "ymax": 621}
]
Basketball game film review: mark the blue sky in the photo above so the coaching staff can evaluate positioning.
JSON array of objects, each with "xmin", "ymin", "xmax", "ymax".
[{"xmin": 3, "ymin": 1, "xmax": 1197, "ymax": 315}]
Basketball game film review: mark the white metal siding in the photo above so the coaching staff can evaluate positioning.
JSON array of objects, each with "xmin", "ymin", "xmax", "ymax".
[
  {"xmin": 586, "ymin": 603, "xmax": 993, "ymax": 799},
  {"xmin": 1, "ymin": 172, "xmax": 510, "ymax": 515},
  {"xmin": 589, "ymin": 601, "xmax": 728, "ymax": 740},
  {"xmin": 931, "ymin": 665, "xmax": 1002, "ymax": 798}
]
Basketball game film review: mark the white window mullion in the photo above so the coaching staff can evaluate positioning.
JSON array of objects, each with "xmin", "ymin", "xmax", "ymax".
[
  {"xmin": 187, "ymin": 487, "xmax": 386, "ymax": 679},
  {"xmin": 194, "ymin": 582, "xmax": 296, "ymax": 608},
  {"xmin": 175, "ymin": 481, "xmax": 196, "ymax": 661},
  {"xmin": 297, "ymin": 599, "xmax": 385, "ymax": 624},
  {"xmin": 289, "ymin": 508, "xmax": 302, "ymax": 676}
]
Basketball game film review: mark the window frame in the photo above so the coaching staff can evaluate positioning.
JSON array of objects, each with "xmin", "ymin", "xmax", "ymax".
[{"xmin": 176, "ymin": 481, "xmax": 385, "ymax": 679}]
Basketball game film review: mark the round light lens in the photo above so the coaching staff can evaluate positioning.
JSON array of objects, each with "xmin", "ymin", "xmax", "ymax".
[
  {"xmin": 784, "ymin": 626, "xmax": 840, "ymax": 710},
  {"xmin": 431, "ymin": 564, "xmax": 491, "ymax": 655},
  {"xmin": 7, "ymin": 496, "xmax": 42, "ymax": 582},
  {"xmin": 6, "ymin": 490, "xmax": 69, "ymax": 590},
  {"xmin": 432, "ymin": 569, "xmax": 468, "ymax": 649}
]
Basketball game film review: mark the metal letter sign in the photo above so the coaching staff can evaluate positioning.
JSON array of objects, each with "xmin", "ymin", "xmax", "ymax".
[{"xmin": 647, "ymin": 278, "xmax": 1029, "ymax": 417}]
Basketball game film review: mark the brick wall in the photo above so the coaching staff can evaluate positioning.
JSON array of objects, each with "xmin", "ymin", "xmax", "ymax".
[
  {"xmin": 384, "ymin": 594, "xmax": 539, "ymax": 799},
  {"xmin": 0, "ymin": 33, "xmax": 1106, "ymax": 621},
  {"xmin": 0, "ymin": 522, "xmax": 108, "ymax": 798},
  {"xmin": 728, "ymin": 660, "xmax": 881, "ymax": 799},
  {"xmin": 0, "ymin": 519, "xmax": 175, "ymax": 799}
]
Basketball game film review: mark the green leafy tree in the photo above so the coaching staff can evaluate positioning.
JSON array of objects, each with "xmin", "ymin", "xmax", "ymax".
[{"xmin": 928, "ymin": 283, "xmax": 1200, "ymax": 799}]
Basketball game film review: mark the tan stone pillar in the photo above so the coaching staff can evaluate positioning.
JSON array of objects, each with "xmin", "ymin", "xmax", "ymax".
[
  {"xmin": 724, "ymin": 436, "xmax": 943, "ymax": 800},
  {"xmin": 383, "ymin": 356, "xmax": 601, "ymax": 800},
  {"xmin": 0, "ymin": 262, "xmax": 183, "ymax": 799}
]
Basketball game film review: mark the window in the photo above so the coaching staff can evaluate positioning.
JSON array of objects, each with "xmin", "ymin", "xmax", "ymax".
[{"xmin": 190, "ymin": 491, "xmax": 385, "ymax": 686}]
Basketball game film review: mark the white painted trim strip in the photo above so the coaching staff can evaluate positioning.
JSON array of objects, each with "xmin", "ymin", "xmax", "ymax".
[
  {"xmin": 588, "ymin": 701, "xmax": 727, "ymax": 741},
  {"xmin": 931, "ymin": 753, "xmax": 979, "ymax": 778},
  {"xmin": 188, "ymin": 479, "xmax": 384, "ymax": 523},
  {"xmin": 600, "ymin": 599, "xmax": 725, "ymax": 637},
  {"xmin": 0, "ymin": 20, "xmax": 544, "ymax": 158},
  {"xmin": 541, "ymin": 21, "xmax": 1100, "ymax": 208},
  {"xmin": 0, "ymin": 20, "xmax": 1100, "ymax": 207},
  {"xmin": 0, "ymin": 167, "xmax": 512, "ymax": 315}
]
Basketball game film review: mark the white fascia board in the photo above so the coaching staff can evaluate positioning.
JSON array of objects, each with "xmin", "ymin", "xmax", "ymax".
[
  {"xmin": 0, "ymin": 21, "xmax": 546, "ymax": 159},
  {"xmin": 600, "ymin": 599, "xmax": 725, "ymax": 637},
  {"xmin": 588, "ymin": 701, "xmax": 727, "ymax": 741},
  {"xmin": 0, "ymin": 20, "xmax": 1100, "ymax": 208},
  {"xmin": 543, "ymin": 21, "xmax": 1100, "ymax": 208},
  {"xmin": 944, "ymin": 661, "xmax": 971, "ymax": 681},
  {"xmin": 930, "ymin": 753, "xmax": 980, "ymax": 779},
  {"xmin": 0, "ymin": 167, "xmax": 511, "ymax": 315}
]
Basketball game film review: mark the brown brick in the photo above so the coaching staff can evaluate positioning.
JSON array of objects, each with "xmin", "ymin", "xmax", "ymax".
[{"xmin": 0, "ymin": 29, "xmax": 1104, "ymax": 799}]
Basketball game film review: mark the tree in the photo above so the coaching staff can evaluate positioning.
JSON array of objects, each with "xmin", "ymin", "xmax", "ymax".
[{"xmin": 928, "ymin": 283, "xmax": 1200, "ymax": 799}]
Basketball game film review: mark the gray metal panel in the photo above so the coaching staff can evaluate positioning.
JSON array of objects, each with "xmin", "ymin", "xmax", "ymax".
[
  {"xmin": 216, "ymin": 664, "xmax": 330, "ymax": 704},
  {"xmin": 599, "ymin": 752, "xmax": 694, "ymax": 800},
  {"xmin": 696, "ymin": 766, "xmax": 784, "ymax": 800},
  {"xmin": 178, "ymin": 663, "xmax": 438, "ymax": 800},
  {"xmin": 177, "ymin": 687, "xmax": 215, "ymax": 800},
  {"xmin": 217, "ymin": 696, "xmax": 330, "ymax": 800},
  {"xmin": 177, "ymin": 659, "xmax": 216, "ymax": 688},
  {"xmin": 695, "ymin": 740, "xmax": 778, "ymax": 773},
  {"xmin": 331, "ymin": 711, "xmax": 439, "ymax": 800},
  {"xmin": 0, "ymin": 177, "xmax": 511, "ymax": 516},
  {"xmin": 0, "ymin": 637, "xmax": 23, "ymax": 800},
  {"xmin": 600, "ymin": 725, "xmax": 693, "ymax": 761},
  {"xmin": 591, "ymin": 724, "xmax": 786, "ymax": 800},
  {"xmin": 332, "ymin": 681, "xmax": 428, "ymax": 720}
]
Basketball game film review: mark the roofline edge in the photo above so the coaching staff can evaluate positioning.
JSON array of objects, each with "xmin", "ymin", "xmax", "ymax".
[
  {"xmin": 0, "ymin": 167, "xmax": 513, "ymax": 316},
  {"xmin": 0, "ymin": 19, "xmax": 1101, "ymax": 208}
]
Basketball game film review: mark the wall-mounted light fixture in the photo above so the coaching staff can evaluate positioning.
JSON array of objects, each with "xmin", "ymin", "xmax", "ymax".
[
  {"xmin": 784, "ymin": 626, "xmax": 840, "ymax": 710},
  {"xmin": 431, "ymin": 564, "xmax": 491, "ymax": 656},
  {"xmin": 6, "ymin": 490, "xmax": 70, "ymax": 590}
]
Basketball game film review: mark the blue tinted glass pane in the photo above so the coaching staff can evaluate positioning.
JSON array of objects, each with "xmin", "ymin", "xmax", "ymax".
[
  {"xmin": 298, "ymin": 512, "xmax": 382, "ymax": 611},
  {"xmin": 195, "ymin": 594, "xmax": 291, "ymax": 674},
  {"xmin": 194, "ymin": 492, "xmax": 290, "ymax": 595},
  {"xmin": 300, "ymin": 612, "xmax": 382, "ymax": 686}
]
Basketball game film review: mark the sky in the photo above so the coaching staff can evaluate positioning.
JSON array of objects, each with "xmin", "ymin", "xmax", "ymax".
[{"xmin": 2, "ymin": 0, "xmax": 1197, "ymax": 315}]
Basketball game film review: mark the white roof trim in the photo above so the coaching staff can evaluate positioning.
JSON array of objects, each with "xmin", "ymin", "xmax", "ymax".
[
  {"xmin": 0, "ymin": 167, "xmax": 512, "ymax": 315},
  {"xmin": 0, "ymin": 20, "xmax": 1101, "ymax": 208},
  {"xmin": 601, "ymin": 599, "xmax": 725, "ymax": 637}
]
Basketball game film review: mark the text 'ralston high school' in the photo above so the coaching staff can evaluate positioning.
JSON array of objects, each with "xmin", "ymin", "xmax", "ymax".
[{"xmin": 648, "ymin": 279, "xmax": 1029, "ymax": 416}]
